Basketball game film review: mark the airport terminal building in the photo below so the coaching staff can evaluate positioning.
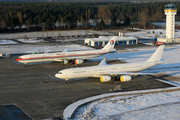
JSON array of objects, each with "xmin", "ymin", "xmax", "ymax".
[{"xmin": 84, "ymin": 36, "xmax": 137, "ymax": 46}]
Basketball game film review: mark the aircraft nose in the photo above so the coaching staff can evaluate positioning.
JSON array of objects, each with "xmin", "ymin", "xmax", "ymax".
[
  {"xmin": 16, "ymin": 58, "xmax": 22, "ymax": 62},
  {"xmin": 55, "ymin": 72, "xmax": 64, "ymax": 79},
  {"xmin": 55, "ymin": 73, "xmax": 60, "ymax": 78},
  {"xmin": 55, "ymin": 71, "xmax": 68, "ymax": 79}
]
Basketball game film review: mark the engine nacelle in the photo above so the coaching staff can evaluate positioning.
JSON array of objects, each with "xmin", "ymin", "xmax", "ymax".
[
  {"xmin": 120, "ymin": 75, "xmax": 132, "ymax": 82},
  {"xmin": 74, "ymin": 59, "xmax": 84, "ymax": 64},
  {"xmin": 62, "ymin": 59, "xmax": 69, "ymax": 65},
  {"xmin": 100, "ymin": 75, "xmax": 112, "ymax": 82}
]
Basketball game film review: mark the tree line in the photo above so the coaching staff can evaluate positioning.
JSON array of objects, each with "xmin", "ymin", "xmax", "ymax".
[{"xmin": 0, "ymin": 1, "xmax": 180, "ymax": 32}]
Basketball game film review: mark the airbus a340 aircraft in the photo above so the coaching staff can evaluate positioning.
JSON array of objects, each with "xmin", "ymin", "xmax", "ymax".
[
  {"xmin": 16, "ymin": 36, "xmax": 117, "ymax": 67},
  {"xmin": 55, "ymin": 45, "xmax": 165, "ymax": 84}
]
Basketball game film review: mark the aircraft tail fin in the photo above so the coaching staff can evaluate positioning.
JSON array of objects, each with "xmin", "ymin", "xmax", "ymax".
[
  {"xmin": 146, "ymin": 45, "xmax": 165, "ymax": 62},
  {"xmin": 102, "ymin": 36, "xmax": 117, "ymax": 51}
]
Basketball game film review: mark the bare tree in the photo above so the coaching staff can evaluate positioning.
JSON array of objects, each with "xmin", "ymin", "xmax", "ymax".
[
  {"xmin": 17, "ymin": 12, "xmax": 22, "ymax": 25},
  {"xmin": 80, "ymin": 16, "xmax": 84, "ymax": 28},
  {"xmin": 1, "ymin": 20, "xmax": 6, "ymax": 31},
  {"xmin": 154, "ymin": 10, "xmax": 163, "ymax": 22},
  {"xmin": 9, "ymin": 11, "xmax": 12, "ymax": 17},
  {"xmin": 23, "ymin": 14, "xmax": 27, "ymax": 20},
  {"xmin": 86, "ymin": 9, "xmax": 88, "ymax": 21},
  {"xmin": 88, "ymin": 9, "xmax": 90, "ymax": 20},
  {"xmin": 60, "ymin": 17, "xmax": 64, "ymax": 29},
  {"xmin": 139, "ymin": 8, "xmax": 148, "ymax": 29},
  {"xmin": 97, "ymin": 5, "xmax": 112, "ymax": 25},
  {"xmin": 56, "ymin": 20, "xmax": 60, "ymax": 30},
  {"xmin": 85, "ymin": 9, "xmax": 90, "ymax": 28},
  {"xmin": 25, "ymin": 19, "xmax": 30, "ymax": 31}
]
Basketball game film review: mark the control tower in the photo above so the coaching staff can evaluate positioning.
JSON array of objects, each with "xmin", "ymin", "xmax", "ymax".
[
  {"xmin": 164, "ymin": 4, "xmax": 177, "ymax": 39},
  {"xmin": 157, "ymin": 4, "xmax": 180, "ymax": 43}
]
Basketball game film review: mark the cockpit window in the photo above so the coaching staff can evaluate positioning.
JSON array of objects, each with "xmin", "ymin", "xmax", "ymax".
[{"xmin": 59, "ymin": 72, "xmax": 62, "ymax": 74}]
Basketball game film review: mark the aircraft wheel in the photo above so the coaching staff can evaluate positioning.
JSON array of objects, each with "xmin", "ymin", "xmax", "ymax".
[
  {"xmin": 114, "ymin": 76, "xmax": 120, "ymax": 81},
  {"xmin": 66, "ymin": 81, "xmax": 69, "ymax": 84}
]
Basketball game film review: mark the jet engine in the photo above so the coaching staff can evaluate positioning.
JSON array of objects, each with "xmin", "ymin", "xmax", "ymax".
[
  {"xmin": 100, "ymin": 75, "xmax": 112, "ymax": 82},
  {"xmin": 62, "ymin": 59, "xmax": 69, "ymax": 65},
  {"xmin": 120, "ymin": 75, "xmax": 132, "ymax": 82},
  {"xmin": 74, "ymin": 59, "xmax": 84, "ymax": 65}
]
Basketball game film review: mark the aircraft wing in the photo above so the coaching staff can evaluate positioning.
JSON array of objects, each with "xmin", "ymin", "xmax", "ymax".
[
  {"xmin": 92, "ymin": 72, "xmax": 160, "ymax": 77},
  {"xmin": 54, "ymin": 57, "xmax": 89, "ymax": 62},
  {"xmin": 66, "ymin": 56, "xmax": 90, "ymax": 60}
]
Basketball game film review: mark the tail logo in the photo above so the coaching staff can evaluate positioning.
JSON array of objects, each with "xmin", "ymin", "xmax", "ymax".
[{"xmin": 110, "ymin": 40, "xmax": 114, "ymax": 45}]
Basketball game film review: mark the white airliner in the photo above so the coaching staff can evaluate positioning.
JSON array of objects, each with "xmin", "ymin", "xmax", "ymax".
[
  {"xmin": 16, "ymin": 36, "xmax": 117, "ymax": 67},
  {"xmin": 55, "ymin": 45, "xmax": 165, "ymax": 84}
]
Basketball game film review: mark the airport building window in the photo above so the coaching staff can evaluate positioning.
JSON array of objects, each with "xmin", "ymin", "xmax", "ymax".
[
  {"xmin": 115, "ymin": 41, "xmax": 119, "ymax": 45},
  {"xmin": 95, "ymin": 42, "xmax": 98, "ymax": 46},
  {"xmin": 119, "ymin": 41, "xmax": 122, "ymax": 45},
  {"xmin": 129, "ymin": 40, "xmax": 132, "ymax": 45},
  {"xmin": 89, "ymin": 41, "xmax": 91, "ymax": 46},
  {"xmin": 122, "ymin": 41, "xmax": 126, "ymax": 45},
  {"xmin": 99, "ymin": 41, "xmax": 103, "ymax": 46},
  {"xmin": 133, "ymin": 40, "xmax": 136, "ymax": 44}
]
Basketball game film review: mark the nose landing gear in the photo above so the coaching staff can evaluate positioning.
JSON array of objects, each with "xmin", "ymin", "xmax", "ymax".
[{"xmin": 65, "ymin": 79, "xmax": 68, "ymax": 84}]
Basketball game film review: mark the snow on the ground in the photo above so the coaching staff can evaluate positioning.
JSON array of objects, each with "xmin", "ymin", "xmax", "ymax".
[
  {"xmin": 16, "ymin": 38, "xmax": 82, "ymax": 43},
  {"xmin": 74, "ymin": 91, "xmax": 180, "ymax": 120},
  {"xmin": 0, "ymin": 40, "xmax": 18, "ymax": 44},
  {"xmin": 16, "ymin": 39, "xmax": 43, "ymax": 43},
  {"xmin": 0, "ymin": 38, "xmax": 82, "ymax": 44},
  {"xmin": 0, "ymin": 44, "xmax": 94, "ymax": 54},
  {"xmin": 124, "ymin": 29, "xmax": 165, "ymax": 38},
  {"xmin": 0, "ymin": 30, "xmax": 109, "ymax": 39},
  {"xmin": 124, "ymin": 29, "xmax": 180, "ymax": 39}
]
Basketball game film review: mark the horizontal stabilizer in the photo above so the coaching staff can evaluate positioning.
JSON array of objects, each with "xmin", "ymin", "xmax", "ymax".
[
  {"xmin": 62, "ymin": 48, "xmax": 69, "ymax": 53},
  {"xmin": 98, "ymin": 57, "xmax": 108, "ymax": 66}
]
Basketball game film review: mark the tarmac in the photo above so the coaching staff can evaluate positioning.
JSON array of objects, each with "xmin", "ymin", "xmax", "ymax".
[{"xmin": 0, "ymin": 44, "xmax": 178, "ymax": 120}]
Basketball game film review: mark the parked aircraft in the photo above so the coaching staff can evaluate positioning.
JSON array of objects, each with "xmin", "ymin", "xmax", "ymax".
[
  {"xmin": 16, "ymin": 36, "xmax": 117, "ymax": 67},
  {"xmin": 55, "ymin": 45, "xmax": 165, "ymax": 84}
]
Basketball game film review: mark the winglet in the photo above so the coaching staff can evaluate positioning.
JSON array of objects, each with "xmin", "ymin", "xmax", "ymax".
[
  {"xmin": 102, "ymin": 36, "xmax": 117, "ymax": 51},
  {"xmin": 146, "ymin": 45, "xmax": 165, "ymax": 62},
  {"xmin": 62, "ymin": 47, "xmax": 69, "ymax": 53},
  {"xmin": 98, "ymin": 57, "xmax": 108, "ymax": 66}
]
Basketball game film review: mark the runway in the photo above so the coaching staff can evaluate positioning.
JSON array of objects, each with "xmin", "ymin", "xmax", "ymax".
[{"xmin": 0, "ymin": 53, "xmax": 176, "ymax": 119}]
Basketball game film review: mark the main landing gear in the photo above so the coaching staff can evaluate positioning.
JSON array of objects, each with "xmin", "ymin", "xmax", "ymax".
[{"xmin": 25, "ymin": 64, "xmax": 27, "ymax": 67}]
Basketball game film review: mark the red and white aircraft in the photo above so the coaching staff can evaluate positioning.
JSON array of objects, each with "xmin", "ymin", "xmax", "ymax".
[{"xmin": 16, "ymin": 36, "xmax": 117, "ymax": 67}]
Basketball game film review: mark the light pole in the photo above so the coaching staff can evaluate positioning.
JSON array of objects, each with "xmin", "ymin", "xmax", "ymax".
[{"xmin": 42, "ymin": 23, "xmax": 46, "ymax": 53}]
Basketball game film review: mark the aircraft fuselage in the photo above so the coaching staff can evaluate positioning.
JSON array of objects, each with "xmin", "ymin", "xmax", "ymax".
[
  {"xmin": 55, "ymin": 61, "xmax": 157, "ymax": 79},
  {"xmin": 16, "ymin": 49, "xmax": 109, "ymax": 64}
]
